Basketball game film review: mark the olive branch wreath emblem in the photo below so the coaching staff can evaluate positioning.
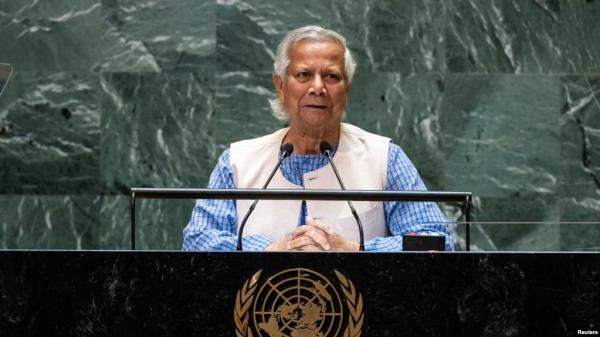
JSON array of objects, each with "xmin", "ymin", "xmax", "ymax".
[
  {"xmin": 334, "ymin": 270, "xmax": 364, "ymax": 337},
  {"xmin": 233, "ymin": 269, "xmax": 364, "ymax": 337},
  {"xmin": 234, "ymin": 270, "xmax": 262, "ymax": 337}
]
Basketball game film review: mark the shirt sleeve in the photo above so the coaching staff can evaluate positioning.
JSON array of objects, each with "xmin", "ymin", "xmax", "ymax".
[
  {"xmin": 364, "ymin": 143, "xmax": 454, "ymax": 251},
  {"xmin": 181, "ymin": 149, "xmax": 274, "ymax": 251}
]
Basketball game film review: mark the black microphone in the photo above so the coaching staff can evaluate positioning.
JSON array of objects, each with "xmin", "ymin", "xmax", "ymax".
[
  {"xmin": 236, "ymin": 143, "xmax": 294, "ymax": 251},
  {"xmin": 319, "ymin": 141, "xmax": 365, "ymax": 251}
]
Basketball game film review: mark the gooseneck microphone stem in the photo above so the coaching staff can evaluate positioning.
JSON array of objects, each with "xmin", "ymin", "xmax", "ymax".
[
  {"xmin": 236, "ymin": 144, "xmax": 293, "ymax": 251},
  {"xmin": 320, "ymin": 141, "xmax": 365, "ymax": 251}
]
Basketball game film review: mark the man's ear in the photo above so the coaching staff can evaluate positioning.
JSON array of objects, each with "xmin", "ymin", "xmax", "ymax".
[{"xmin": 272, "ymin": 74, "xmax": 284, "ymax": 101}]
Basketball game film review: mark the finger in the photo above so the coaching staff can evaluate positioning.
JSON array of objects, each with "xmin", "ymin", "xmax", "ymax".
[
  {"xmin": 298, "ymin": 244, "xmax": 321, "ymax": 252},
  {"xmin": 289, "ymin": 226, "xmax": 309, "ymax": 239},
  {"xmin": 305, "ymin": 216, "xmax": 333, "ymax": 234},
  {"xmin": 289, "ymin": 228, "xmax": 330, "ymax": 250},
  {"xmin": 305, "ymin": 229, "xmax": 330, "ymax": 251},
  {"xmin": 288, "ymin": 233, "xmax": 330, "ymax": 251},
  {"xmin": 287, "ymin": 235, "xmax": 318, "ymax": 250},
  {"xmin": 290, "ymin": 224, "xmax": 328, "ymax": 239}
]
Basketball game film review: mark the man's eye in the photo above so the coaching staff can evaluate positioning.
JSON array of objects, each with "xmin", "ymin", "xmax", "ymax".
[
  {"xmin": 297, "ymin": 72, "xmax": 310, "ymax": 78},
  {"xmin": 324, "ymin": 73, "xmax": 341, "ymax": 81}
]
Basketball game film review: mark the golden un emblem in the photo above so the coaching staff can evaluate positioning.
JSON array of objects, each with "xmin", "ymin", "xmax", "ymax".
[{"xmin": 234, "ymin": 268, "xmax": 364, "ymax": 337}]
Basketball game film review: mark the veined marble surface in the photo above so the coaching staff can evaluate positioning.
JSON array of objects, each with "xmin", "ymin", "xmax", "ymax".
[
  {"xmin": 0, "ymin": 0, "xmax": 599, "ymax": 250},
  {"xmin": 446, "ymin": 0, "xmax": 600, "ymax": 73},
  {"xmin": 0, "ymin": 72, "xmax": 100, "ymax": 194}
]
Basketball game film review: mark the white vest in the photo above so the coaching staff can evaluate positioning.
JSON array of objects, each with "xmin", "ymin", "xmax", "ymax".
[{"xmin": 230, "ymin": 123, "xmax": 390, "ymax": 242}]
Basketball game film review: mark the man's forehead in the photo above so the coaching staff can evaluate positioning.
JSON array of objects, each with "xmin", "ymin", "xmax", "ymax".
[{"xmin": 287, "ymin": 40, "xmax": 345, "ymax": 66}]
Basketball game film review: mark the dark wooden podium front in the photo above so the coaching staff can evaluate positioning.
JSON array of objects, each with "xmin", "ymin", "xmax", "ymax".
[{"xmin": 0, "ymin": 251, "xmax": 598, "ymax": 336}]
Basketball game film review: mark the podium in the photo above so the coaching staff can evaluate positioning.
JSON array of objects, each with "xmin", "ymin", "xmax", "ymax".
[{"xmin": 0, "ymin": 250, "xmax": 598, "ymax": 336}]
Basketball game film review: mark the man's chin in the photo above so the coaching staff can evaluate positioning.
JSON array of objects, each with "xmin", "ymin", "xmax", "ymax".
[
  {"xmin": 298, "ymin": 113, "xmax": 330, "ymax": 128},
  {"xmin": 295, "ymin": 116, "xmax": 341, "ymax": 132}
]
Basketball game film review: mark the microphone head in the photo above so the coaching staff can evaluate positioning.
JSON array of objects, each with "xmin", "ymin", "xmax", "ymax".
[
  {"xmin": 319, "ymin": 141, "xmax": 333, "ymax": 156},
  {"xmin": 280, "ymin": 143, "xmax": 294, "ymax": 158}
]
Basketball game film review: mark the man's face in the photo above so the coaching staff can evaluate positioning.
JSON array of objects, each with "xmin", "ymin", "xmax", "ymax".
[{"xmin": 273, "ymin": 40, "xmax": 349, "ymax": 133}]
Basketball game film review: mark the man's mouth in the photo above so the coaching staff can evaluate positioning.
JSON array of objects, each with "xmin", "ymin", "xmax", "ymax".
[{"xmin": 303, "ymin": 104, "xmax": 328, "ymax": 109}]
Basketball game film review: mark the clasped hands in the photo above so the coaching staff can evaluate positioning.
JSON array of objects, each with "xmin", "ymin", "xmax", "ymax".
[{"xmin": 265, "ymin": 217, "xmax": 359, "ymax": 252}]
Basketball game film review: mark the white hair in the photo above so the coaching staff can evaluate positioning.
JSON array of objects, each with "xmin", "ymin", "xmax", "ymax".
[{"xmin": 268, "ymin": 25, "xmax": 357, "ymax": 120}]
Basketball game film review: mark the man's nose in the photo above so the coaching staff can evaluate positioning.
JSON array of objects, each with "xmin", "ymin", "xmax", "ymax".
[{"xmin": 309, "ymin": 75, "xmax": 326, "ymax": 96}]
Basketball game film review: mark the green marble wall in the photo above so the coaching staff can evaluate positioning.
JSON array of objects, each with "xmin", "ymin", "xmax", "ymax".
[{"xmin": 0, "ymin": 0, "xmax": 599, "ymax": 251}]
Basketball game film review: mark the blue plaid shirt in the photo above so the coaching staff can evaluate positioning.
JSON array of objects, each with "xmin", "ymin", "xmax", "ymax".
[{"xmin": 182, "ymin": 143, "xmax": 453, "ymax": 251}]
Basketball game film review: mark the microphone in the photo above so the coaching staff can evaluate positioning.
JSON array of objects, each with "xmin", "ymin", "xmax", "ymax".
[
  {"xmin": 236, "ymin": 143, "xmax": 294, "ymax": 251},
  {"xmin": 319, "ymin": 141, "xmax": 365, "ymax": 251}
]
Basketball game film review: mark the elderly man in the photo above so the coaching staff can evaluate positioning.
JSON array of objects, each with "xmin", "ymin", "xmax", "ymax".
[{"xmin": 182, "ymin": 25, "xmax": 452, "ymax": 251}]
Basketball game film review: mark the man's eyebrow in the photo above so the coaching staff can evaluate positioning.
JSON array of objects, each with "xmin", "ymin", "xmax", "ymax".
[
  {"xmin": 291, "ymin": 65, "xmax": 342, "ymax": 73},
  {"xmin": 325, "ymin": 68, "xmax": 342, "ymax": 72},
  {"xmin": 291, "ymin": 67, "xmax": 314, "ymax": 74}
]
